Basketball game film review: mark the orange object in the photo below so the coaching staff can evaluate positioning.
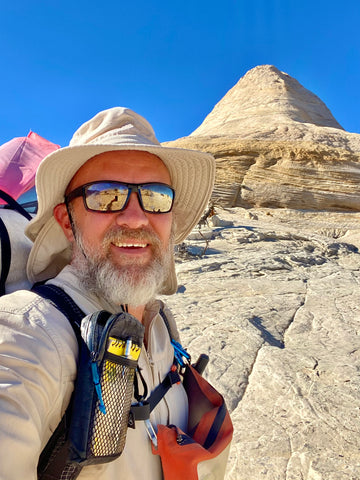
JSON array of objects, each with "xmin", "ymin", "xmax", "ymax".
[{"xmin": 153, "ymin": 365, "xmax": 233, "ymax": 479}]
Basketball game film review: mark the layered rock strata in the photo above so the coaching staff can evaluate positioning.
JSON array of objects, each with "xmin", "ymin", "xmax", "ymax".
[{"xmin": 164, "ymin": 65, "xmax": 360, "ymax": 211}]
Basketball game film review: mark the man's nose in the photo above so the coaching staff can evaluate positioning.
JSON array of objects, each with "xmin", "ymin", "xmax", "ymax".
[{"xmin": 115, "ymin": 192, "xmax": 149, "ymax": 228}]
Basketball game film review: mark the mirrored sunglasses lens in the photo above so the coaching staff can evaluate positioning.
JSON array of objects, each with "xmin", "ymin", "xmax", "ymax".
[
  {"xmin": 85, "ymin": 183, "xmax": 128, "ymax": 211},
  {"xmin": 140, "ymin": 185, "xmax": 174, "ymax": 213}
]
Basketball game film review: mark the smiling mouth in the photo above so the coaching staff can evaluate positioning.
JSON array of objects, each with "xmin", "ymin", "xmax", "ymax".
[{"xmin": 112, "ymin": 242, "xmax": 149, "ymax": 248}]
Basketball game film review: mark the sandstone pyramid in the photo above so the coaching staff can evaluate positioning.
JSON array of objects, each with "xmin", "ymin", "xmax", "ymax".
[
  {"xmin": 191, "ymin": 64, "xmax": 345, "ymax": 138},
  {"xmin": 164, "ymin": 65, "xmax": 360, "ymax": 211}
]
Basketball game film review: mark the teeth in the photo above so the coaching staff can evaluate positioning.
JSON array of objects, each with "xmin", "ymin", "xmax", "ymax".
[{"xmin": 114, "ymin": 242, "xmax": 147, "ymax": 248}]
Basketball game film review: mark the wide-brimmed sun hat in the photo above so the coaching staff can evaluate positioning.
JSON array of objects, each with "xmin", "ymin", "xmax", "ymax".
[{"xmin": 26, "ymin": 107, "xmax": 215, "ymax": 294}]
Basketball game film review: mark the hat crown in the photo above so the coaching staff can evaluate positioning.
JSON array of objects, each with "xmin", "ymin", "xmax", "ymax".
[{"xmin": 70, "ymin": 107, "xmax": 161, "ymax": 147}]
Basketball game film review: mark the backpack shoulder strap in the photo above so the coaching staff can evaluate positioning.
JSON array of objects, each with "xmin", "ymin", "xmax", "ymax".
[
  {"xmin": 0, "ymin": 190, "xmax": 32, "ymax": 296},
  {"xmin": 135, "ymin": 308, "xmax": 208, "ymax": 419},
  {"xmin": 130, "ymin": 308, "xmax": 183, "ymax": 423},
  {"xmin": 159, "ymin": 308, "xmax": 191, "ymax": 367},
  {"xmin": 32, "ymin": 284, "xmax": 85, "ymax": 480},
  {"xmin": 0, "ymin": 189, "xmax": 32, "ymax": 220},
  {"xmin": 0, "ymin": 217, "xmax": 11, "ymax": 296},
  {"xmin": 159, "ymin": 308, "xmax": 175, "ymax": 339},
  {"xmin": 0, "ymin": 189, "xmax": 31, "ymax": 296},
  {"xmin": 32, "ymin": 283, "xmax": 85, "ymax": 339}
]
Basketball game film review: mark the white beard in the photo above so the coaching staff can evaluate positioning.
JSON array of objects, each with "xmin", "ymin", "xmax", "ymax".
[{"xmin": 71, "ymin": 225, "xmax": 174, "ymax": 308}]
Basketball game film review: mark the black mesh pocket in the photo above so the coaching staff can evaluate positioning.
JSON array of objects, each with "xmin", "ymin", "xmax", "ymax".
[
  {"xmin": 87, "ymin": 355, "xmax": 135, "ymax": 458},
  {"xmin": 68, "ymin": 311, "xmax": 144, "ymax": 466}
]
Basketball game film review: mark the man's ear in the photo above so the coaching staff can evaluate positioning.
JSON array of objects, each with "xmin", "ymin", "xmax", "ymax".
[{"xmin": 53, "ymin": 203, "xmax": 75, "ymax": 242}]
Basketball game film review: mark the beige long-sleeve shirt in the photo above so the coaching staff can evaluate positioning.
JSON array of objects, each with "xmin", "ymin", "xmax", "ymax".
[{"xmin": 0, "ymin": 265, "xmax": 188, "ymax": 480}]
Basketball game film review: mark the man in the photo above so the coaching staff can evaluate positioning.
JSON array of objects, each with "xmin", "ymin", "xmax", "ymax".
[{"xmin": 0, "ymin": 107, "xmax": 215, "ymax": 479}]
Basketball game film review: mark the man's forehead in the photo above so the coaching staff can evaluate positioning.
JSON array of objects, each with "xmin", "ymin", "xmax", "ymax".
[
  {"xmin": 66, "ymin": 149, "xmax": 171, "ymax": 192},
  {"xmin": 85, "ymin": 149, "xmax": 166, "ymax": 167}
]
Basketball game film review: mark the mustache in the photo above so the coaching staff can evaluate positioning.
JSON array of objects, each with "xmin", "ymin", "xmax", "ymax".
[{"xmin": 102, "ymin": 227, "xmax": 162, "ymax": 249}]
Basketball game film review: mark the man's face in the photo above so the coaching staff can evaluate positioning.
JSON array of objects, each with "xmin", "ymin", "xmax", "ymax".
[{"xmin": 62, "ymin": 150, "xmax": 174, "ymax": 306}]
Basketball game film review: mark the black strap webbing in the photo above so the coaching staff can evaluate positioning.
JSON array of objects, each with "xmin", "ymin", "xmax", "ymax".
[
  {"xmin": 0, "ymin": 189, "xmax": 32, "ymax": 295},
  {"xmin": 0, "ymin": 189, "xmax": 32, "ymax": 221},
  {"xmin": 33, "ymin": 284, "xmax": 85, "ymax": 480},
  {"xmin": 33, "ymin": 284, "xmax": 85, "ymax": 340},
  {"xmin": 130, "ymin": 308, "xmax": 181, "ymax": 421},
  {"xmin": 131, "ymin": 368, "xmax": 181, "ymax": 421},
  {"xmin": 0, "ymin": 217, "xmax": 11, "ymax": 296},
  {"xmin": 159, "ymin": 308, "xmax": 176, "ymax": 340},
  {"xmin": 203, "ymin": 402, "xmax": 227, "ymax": 450}
]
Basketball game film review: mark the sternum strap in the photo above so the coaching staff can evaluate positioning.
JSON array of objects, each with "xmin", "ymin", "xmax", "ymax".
[{"xmin": 130, "ymin": 368, "xmax": 181, "ymax": 421}]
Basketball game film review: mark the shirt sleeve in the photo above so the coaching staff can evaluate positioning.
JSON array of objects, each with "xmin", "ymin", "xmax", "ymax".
[{"xmin": 0, "ymin": 292, "xmax": 77, "ymax": 479}]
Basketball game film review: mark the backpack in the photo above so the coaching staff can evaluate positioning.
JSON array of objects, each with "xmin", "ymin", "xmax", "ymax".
[
  {"xmin": 0, "ymin": 192, "xmax": 233, "ymax": 480},
  {"xmin": 0, "ymin": 189, "xmax": 34, "ymax": 295}
]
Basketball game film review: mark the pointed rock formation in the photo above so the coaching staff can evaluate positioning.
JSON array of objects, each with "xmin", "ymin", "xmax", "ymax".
[
  {"xmin": 191, "ymin": 65, "xmax": 344, "ymax": 137},
  {"xmin": 164, "ymin": 65, "xmax": 360, "ymax": 211}
]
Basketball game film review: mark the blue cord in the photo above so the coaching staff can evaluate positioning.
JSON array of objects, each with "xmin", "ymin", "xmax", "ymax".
[
  {"xmin": 91, "ymin": 362, "xmax": 106, "ymax": 414},
  {"xmin": 171, "ymin": 339, "xmax": 191, "ymax": 367}
]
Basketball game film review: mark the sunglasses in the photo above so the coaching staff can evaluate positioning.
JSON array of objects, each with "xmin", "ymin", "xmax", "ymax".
[{"xmin": 65, "ymin": 181, "xmax": 175, "ymax": 214}]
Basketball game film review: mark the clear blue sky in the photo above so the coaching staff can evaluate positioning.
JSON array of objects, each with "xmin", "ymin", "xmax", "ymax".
[{"xmin": 1, "ymin": 0, "xmax": 359, "ymax": 147}]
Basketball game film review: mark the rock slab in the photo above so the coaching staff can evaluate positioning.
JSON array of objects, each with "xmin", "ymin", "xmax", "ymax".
[{"xmin": 162, "ymin": 208, "xmax": 360, "ymax": 479}]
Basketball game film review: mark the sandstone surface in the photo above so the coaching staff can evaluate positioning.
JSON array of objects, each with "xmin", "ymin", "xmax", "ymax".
[
  {"xmin": 161, "ymin": 65, "xmax": 360, "ymax": 478},
  {"xmin": 163, "ymin": 207, "xmax": 360, "ymax": 479},
  {"xmin": 164, "ymin": 65, "xmax": 360, "ymax": 211}
]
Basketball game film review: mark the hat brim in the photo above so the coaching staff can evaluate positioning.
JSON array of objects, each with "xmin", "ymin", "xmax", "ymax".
[{"xmin": 26, "ymin": 143, "xmax": 215, "ymax": 289}]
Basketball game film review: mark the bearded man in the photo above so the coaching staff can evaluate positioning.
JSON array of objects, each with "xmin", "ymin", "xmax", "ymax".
[{"xmin": 0, "ymin": 107, "xmax": 216, "ymax": 480}]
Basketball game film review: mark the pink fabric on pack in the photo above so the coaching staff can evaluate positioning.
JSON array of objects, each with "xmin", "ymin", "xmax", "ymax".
[{"xmin": 0, "ymin": 131, "xmax": 59, "ymax": 202}]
